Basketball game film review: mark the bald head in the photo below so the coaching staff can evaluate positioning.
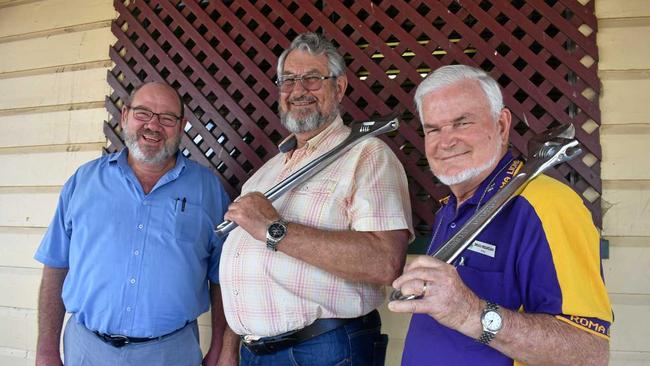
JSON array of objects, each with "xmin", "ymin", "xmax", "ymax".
[{"xmin": 129, "ymin": 82, "xmax": 184, "ymax": 118}]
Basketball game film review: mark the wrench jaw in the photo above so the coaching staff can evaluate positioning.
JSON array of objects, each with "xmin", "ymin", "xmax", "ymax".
[
  {"xmin": 531, "ymin": 138, "xmax": 582, "ymax": 177},
  {"xmin": 528, "ymin": 123, "xmax": 576, "ymax": 151},
  {"xmin": 526, "ymin": 123, "xmax": 583, "ymax": 177}
]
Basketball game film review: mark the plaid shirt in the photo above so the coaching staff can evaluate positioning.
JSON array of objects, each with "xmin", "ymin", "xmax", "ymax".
[{"xmin": 220, "ymin": 117, "xmax": 413, "ymax": 337}]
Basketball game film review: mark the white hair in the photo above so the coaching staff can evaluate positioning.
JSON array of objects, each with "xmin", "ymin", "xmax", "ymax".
[{"xmin": 414, "ymin": 65, "xmax": 503, "ymax": 123}]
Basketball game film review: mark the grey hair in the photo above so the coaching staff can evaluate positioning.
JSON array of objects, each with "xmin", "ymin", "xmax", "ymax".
[
  {"xmin": 276, "ymin": 32, "xmax": 346, "ymax": 78},
  {"xmin": 414, "ymin": 65, "xmax": 503, "ymax": 123}
]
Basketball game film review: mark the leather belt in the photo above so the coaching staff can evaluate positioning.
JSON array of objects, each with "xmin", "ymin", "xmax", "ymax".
[
  {"xmin": 93, "ymin": 322, "xmax": 190, "ymax": 348},
  {"xmin": 241, "ymin": 310, "xmax": 380, "ymax": 355}
]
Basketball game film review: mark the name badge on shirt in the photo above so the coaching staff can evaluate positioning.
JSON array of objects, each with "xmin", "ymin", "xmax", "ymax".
[{"xmin": 468, "ymin": 240, "xmax": 496, "ymax": 258}]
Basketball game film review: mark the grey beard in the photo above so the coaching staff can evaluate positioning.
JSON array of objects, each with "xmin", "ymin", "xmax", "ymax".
[
  {"xmin": 280, "ymin": 104, "xmax": 340, "ymax": 134},
  {"xmin": 122, "ymin": 128, "xmax": 180, "ymax": 166}
]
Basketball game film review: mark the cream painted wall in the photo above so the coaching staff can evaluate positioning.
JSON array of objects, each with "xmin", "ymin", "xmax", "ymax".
[
  {"xmin": 0, "ymin": 0, "xmax": 114, "ymax": 364},
  {"xmin": 0, "ymin": 0, "xmax": 648, "ymax": 365},
  {"xmin": 596, "ymin": 1, "xmax": 650, "ymax": 364}
]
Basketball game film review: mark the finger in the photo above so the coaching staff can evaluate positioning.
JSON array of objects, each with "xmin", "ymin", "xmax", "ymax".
[
  {"xmin": 223, "ymin": 209, "xmax": 238, "ymax": 223},
  {"xmin": 392, "ymin": 266, "xmax": 440, "ymax": 289},
  {"xmin": 403, "ymin": 255, "xmax": 445, "ymax": 272},
  {"xmin": 387, "ymin": 298, "xmax": 430, "ymax": 314},
  {"xmin": 394, "ymin": 278, "xmax": 429, "ymax": 298},
  {"xmin": 244, "ymin": 191, "xmax": 266, "ymax": 201}
]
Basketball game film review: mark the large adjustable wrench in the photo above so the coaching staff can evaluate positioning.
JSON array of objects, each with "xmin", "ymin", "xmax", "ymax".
[
  {"xmin": 215, "ymin": 116, "xmax": 400, "ymax": 237},
  {"xmin": 391, "ymin": 123, "xmax": 583, "ymax": 301}
]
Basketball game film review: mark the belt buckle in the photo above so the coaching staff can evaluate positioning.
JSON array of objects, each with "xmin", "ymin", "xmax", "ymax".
[
  {"xmin": 242, "ymin": 334, "xmax": 261, "ymax": 344},
  {"xmin": 107, "ymin": 334, "xmax": 130, "ymax": 348},
  {"xmin": 241, "ymin": 335, "xmax": 274, "ymax": 355}
]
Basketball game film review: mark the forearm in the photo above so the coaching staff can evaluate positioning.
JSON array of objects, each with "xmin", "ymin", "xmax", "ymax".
[
  {"xmin": 457, "ymin": 302, "xmax": 609, "ymax": 366},
  {"xmin": 224, "ymin": 191, "xmax": 410, "ymax": 285},
  {"xmin": 208, "ymin": 283, "xmax": 227, "ymax": 350},
  {"xmin": 205, "ymin": 283, "xmax": 239, "ymax": 365},
  {"xmin": 36, "ymin": 266, "xmax": 68, "ymax": 358},
  {"xmin": 218, "ymin": 327, "xmax": 240, "ymax": 362},
  {"xmin": 277, "ymin": 225, "xmax": 409, "ymax": 284},
  {"xmin": 390, "ymin": 257, "xmax": 609, "ymax": 365},
  {"xmin": 494, "ymin": 310, "xmax": 608, "ymax": 366}
]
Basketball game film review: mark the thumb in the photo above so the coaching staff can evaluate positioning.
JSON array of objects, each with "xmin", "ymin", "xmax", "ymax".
[{"xmin": 387, "ymin": 299, "xmax": 428, "ymax": 314}]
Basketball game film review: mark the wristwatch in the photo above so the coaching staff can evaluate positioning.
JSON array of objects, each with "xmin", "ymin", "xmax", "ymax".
[
  {"xmin": 478, "ymin": 300, "xmax": 502, "ymax": 345},
  {"xmin": 265, "ymin": 219, "xmax": 288, "ymax": 251}
]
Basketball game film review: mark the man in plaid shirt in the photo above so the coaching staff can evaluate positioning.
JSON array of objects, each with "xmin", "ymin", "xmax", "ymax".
[{"xmin": 220, "ymin": 32, "xmax": 414, "ymax": 366}]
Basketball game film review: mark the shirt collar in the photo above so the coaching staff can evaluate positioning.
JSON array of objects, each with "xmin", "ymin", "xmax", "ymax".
[{"xmin": 110, "ymin": 148, "xmax": 186, "ymax": 180}]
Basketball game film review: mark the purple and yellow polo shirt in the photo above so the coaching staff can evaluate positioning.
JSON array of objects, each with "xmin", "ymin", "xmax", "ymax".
[{"xmin": 402, "ymin": 151, "xmax": 612, "ymax": 366}]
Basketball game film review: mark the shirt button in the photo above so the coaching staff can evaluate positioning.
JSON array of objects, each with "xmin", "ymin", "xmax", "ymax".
[
  {"xmin": 450, "ymin": 222, "xmax": 457, "ymax": 229},
  {"xmin": 130, "ymin": 278, "xmax": 136, "ymax": 284},
  {"xmin": 138, "ymin": 224, "xmax": 143, "ymax": 229},
  {"xmin": 235, "ymin": 252, "xmax": 240, "ymax": 258},
  {"xmin": 134, "ymin": 250, "xmax": 140, "ymax": 256},
  {"xmin": 233, "ymin": 289, "xmax": 239, "ymax": 295},
  {"xmin": 126, "ymin": 306, "xmax": 132, "ymax": 312}
]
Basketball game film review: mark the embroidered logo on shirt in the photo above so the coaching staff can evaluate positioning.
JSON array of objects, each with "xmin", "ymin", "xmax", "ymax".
[
  {"xmin": 467, "ymin": 240, "xmax": 496, "ymax": 258},
  {"xmin": 559, "ymin": 315, "xmax": 610, "ymax": 336}
]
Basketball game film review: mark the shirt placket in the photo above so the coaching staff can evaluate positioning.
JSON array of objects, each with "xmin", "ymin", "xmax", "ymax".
[
  {"xmin": 119, "ymin": 197, "xmax": 151, "ymax": 334},
  {"xmin": 231, "ymin": 235, "xmax": 249, "ymax": 334},
  {"xmin": 278, "ymin": 148, "xmax": 311, "ymax": 182}
]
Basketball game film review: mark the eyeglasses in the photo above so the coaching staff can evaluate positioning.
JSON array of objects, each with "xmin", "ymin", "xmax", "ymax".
[
  {"xmin": 128, "ymin": 106, "xmax": 181, "ymax": 127},
  {"xmin": 275, "ymin": 74, "xmax": 335, "ymax": 93}
]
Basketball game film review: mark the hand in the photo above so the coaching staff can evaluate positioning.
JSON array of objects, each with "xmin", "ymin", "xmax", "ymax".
[
  {"xmin": 223, "ymin": 192, "xmax": 281, "ymax": 241},
  {"xmin": 35, "ymin": 351, "xmax": 63, "ymax": 366},
  {"xmin": 202, "ymin": 346, "xmax": 239, "ymax": 366},
  {"xmin": 388, "ymin": 255, "xmax": 482, "ymax": 335},
  {"xmin": 202, "ymin": 348, "xmax": 218, "ymax": 366}
]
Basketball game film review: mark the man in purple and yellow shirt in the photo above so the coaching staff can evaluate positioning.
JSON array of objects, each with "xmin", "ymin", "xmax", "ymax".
[{"xmin": 389, "ymin": 65, "xmax": 612, "ymax": 365}]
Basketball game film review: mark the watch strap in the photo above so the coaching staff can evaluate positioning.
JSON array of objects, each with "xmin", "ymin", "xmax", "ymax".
[
  {"xmin": 478, "ymin": 301, "xmax": 500, "ymax": 345},
  {"xmin": 478, "ymin": 329, "xmax": 496, "ymax": 345},
  {"xmin": 266, "ymin": 219, "xmax": 287, "ymax": 251}
]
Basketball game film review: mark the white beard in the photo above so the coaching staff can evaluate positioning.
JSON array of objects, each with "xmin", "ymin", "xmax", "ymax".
[
  {"xmin": 434, "ymin": 153, "xmax": 499, "ymax": 186},
  {"xmin": 434, "ymin": 133, "xmax": 503, "ymax": 186},
  {"xmin": 122, "ymin": 123, "xmax": 180, "ymax": 165}
]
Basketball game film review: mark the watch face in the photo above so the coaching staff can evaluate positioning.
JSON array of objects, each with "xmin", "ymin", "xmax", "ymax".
[
  {"xmin": 268, "ymin": 222, "xmax": 287, "ymax": 239},
  {"xmin": 482, "ymin": 311, "xmax": 502, "ymax": 332}
]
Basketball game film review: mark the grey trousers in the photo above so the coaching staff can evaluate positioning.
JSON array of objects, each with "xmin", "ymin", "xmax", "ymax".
[{"xmin": 63, "ymin": 317, "xmax": 203, "ymax": 366}]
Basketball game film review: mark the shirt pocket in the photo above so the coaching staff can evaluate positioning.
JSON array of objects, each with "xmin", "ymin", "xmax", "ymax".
[
  {"xmin": 293, "ymin": 178, "xmax": 338, "ymax": 195},
  {"xmin": 456, "ymin": 265, "xmax": 506, "ymax": 305},
  {"xmin": 173, "ymin": 200, "xmax": 204, "ymax": 245}
]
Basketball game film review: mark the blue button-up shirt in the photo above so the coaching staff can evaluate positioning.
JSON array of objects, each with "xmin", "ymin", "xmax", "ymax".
[{"xmin": 35, "ymin": 149, "xmax": 230, "ymax": 337}]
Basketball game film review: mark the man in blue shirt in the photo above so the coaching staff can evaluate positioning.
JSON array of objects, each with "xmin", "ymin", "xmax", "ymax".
[
  {"xmin": 389, "ymin": 65, "xmax": 612, "ymax": 365},
  {"xmin": 34, "ymin": 82, "xmax": 238, "ymax": 366}
]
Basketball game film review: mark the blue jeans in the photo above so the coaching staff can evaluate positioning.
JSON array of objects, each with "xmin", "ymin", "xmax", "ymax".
[{"xmin": 240, "ymin": 316, "xmax": 388, "ymax": 366}]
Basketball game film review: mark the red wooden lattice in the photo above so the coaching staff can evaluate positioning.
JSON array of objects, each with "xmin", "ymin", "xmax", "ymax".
[{"xmin": 105, "ymin": 0, "xmax": 602, "ymax": 244}]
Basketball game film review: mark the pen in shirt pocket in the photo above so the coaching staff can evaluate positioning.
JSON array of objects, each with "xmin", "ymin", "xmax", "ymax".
[{"xmin": 181, "ymin": 197, "xmax": 187, "ymax": 212}]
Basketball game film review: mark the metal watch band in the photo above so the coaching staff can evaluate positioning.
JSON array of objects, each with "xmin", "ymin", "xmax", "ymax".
[
  {"xmin": 484, "ymin": 300, "xmax": 499, "ymax": 312},
  {"xmin": 478, "ymin": 330, "xmax": 496, "ymax": 345},
  {"xmin": 478, "ymin": 301, "xmax": 500, "ymax": 345},
  {"xmin": 266, "ymin": 239, "xmax": 278, "ymax": 251},
  {"xmin": 266, "ymin": 219, "xmax": 287, "ymax": 251}
]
